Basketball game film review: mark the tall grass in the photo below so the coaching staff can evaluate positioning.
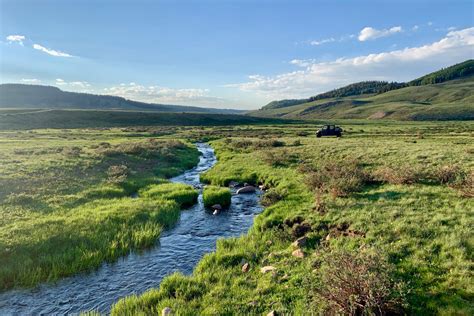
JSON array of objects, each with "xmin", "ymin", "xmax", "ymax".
[
  {"xmin": 140, "ymin": 183, "xmax": 199, "ymax": 208},
  {"xmin": 202, "ymin": 186, "xmax": 231, "ymax": 208},
  {"xmin": 0, "ymin": 134, "xmax": 200, "ymax": 290}
]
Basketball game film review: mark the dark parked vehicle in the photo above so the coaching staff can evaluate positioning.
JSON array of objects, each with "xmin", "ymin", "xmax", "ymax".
[{"xmin": 316, "ymin": 125, "xmax": 343, "ymax": 137}]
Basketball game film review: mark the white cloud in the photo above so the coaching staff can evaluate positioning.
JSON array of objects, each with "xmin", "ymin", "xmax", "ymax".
[
  {"xmin": 310, "ymin": 37, "xmax": 336, "ymax": 46},
  {"xmin": 6, "ymin": 35, "xmax": 25, "ymax": 45},
  {"xmin": 33, "ymin": 44, "xmax": 73, "ymax": 57},
  {"xmin": 55, "ymin": 78, "xmax": 90, "ymax": 88},
  {"xmin": 358, "ymin": 26, "xmax": 403, "ymax": 41},
  {"xmin": 103, "ymin": 83, "xmax": 226, "ymax": 107},
  {"xmin": 21, "ymin": 78, "xmax": 41, "ymax": 83},
  {"xmin": 228, "ymin": 27, "xmax": 474, "ymax": 100},
  {"xmin": 290, "ymin": 59, "xmax": 317, "ymax": 67}
]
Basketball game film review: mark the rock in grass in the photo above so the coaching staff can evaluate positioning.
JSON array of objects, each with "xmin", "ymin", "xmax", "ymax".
[
  {"xmin": 162, "ymin": 307, "xmax": 172, "ymax": 316},
  {"xmin": 260, "ymin": 266, "xmax": 276, "ymax": 273},
  {"xmin": 267, "ymin": 311, "xmax": 277, "ymax": 316},
  {"xmin": 212, "ymin": 204, "xmax": 222, "ymax": 211},
  {"xmin": 291, "ymin": 236, "xmax": 308, "ymax": 248},
  {"xmin": 228, "ymin": 180, "xmax": 240, "ymax": 188},
  {"xmin": 292, "ymin": 249, "xmax": 305, "ymax": 258},
  {"xmin": 236, "ymin": 186, "xmax": 256, "ymax": 194},
  {"xmin": 242, "ymin": 262, "xmax": 250, "ymax": 273}
]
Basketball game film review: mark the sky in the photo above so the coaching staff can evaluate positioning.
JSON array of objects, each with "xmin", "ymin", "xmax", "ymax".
[{"xmin": 0, "ymin": 0, "xmax": 473, "ymax": 109}]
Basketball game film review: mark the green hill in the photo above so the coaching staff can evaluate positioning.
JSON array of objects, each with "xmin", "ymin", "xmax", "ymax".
[
  {"xmin": 0, "ymin": 84, "xmax": 244, "ymax": 114},
  {"xmin": 253, "ymin": 60, "xmax": 474, "ymax": 120},
  {"xmin": 0, "ymin": 109, "xmax": 283, "ymax": 130}
]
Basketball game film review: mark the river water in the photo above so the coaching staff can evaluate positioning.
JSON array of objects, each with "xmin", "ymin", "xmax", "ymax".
[{"xmin": 0, "ymin": 143, "xmax": 262, "ymax": 315}]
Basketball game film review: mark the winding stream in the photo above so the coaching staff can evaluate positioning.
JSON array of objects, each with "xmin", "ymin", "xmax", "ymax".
[{"xmin": 0, "ymin": 143, "xmax": 263, "ymax": 315}]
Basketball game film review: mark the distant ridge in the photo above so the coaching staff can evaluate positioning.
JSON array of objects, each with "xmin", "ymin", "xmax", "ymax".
[
  {"xmin": 252, "ymin": 60, "xmax": 474, "ymax": 121},
  {"xmin": 0, "ymin": 84, "xmax": 245, "ymax": 114},
  {"xmin": 260, "ymin": 59, "xmax": 474, "ymax": 111}
]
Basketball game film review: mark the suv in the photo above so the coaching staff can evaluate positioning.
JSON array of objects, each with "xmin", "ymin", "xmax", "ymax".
[{"xmin": 316, "ymin": 125, "xmax": 342, "ymax": 138}]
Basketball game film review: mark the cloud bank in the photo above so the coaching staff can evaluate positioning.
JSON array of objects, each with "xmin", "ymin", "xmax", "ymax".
[
  {"xmin": 103, "ymin": 83, "xmax": 226, "ymax": 107},
  {"xmin": 228, "ymin": 27, "xmax": 474, "ymax": 100}
]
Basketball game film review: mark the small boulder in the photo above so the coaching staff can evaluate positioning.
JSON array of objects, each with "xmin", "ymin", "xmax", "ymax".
[
  {"xmin": 267, "ymin": 311, "xmax": 277, "ymax": 316},
  {"xmin": 259, "ymin": 184, "xmax": 268, "ymax": 190},
  {"xmin": 292, "ymin": 249, "xmax": 305, "ymax": 258},
  {"xmin": 242, "ymin": 262, "xmax": 250, "ymax": 273},
  {"xmin": 211, "ymin": 204, "xmax": 222, "ymax": 211},
  {"xmin": 291, "ymin": 236, "xmax": 308, "ymax": 248},
  {"xmin": 260, "ymin": 266, "xmax": 276, "ymax": 273},
  {"xmin": 162, "ymin": 307, "xmax": 172, "ymax": 316},
  {"xmin": 236, "ymin": 186, "xmax": 256, "ymax": 194},
  {"xmin": 228, "ymin": 180, "xmax": 240, "ymax": 188}
]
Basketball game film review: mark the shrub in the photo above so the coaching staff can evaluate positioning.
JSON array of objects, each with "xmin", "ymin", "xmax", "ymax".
[
  {"xmin": 262, "ymin": 149, "xmax": 297, "ymax": 167},
  {"xmin": 107, "ymin": 165, "xmax": 129, "ymax": 184},
  {"xmin": 140, "ymin": 183, "xmax": 198, "ymax": 208},
  {"xmin": 373, "ymin": 165, "xmax": 425, "ymax": 185},
  {"xmin": 254, "ymin": 139, "xmax": 285, "ymax": 148},
  {"xmin": 433, "ymin": 165, "xmax": 465, "ymax": 184},
  {"xmin": 452, "ymin": 170, "xmax": 473, "ymax": 198},
  {"xmin": 203, "ymin": 186, "xmax": 231, "ymax": 208},
  {"xmin": 312, "ymin": 249, "xmax": 407, "ymax": 315},
  {"xmin": 304, "ymin": 160, "xmax": 369, "ymax": 198},
  {"xmin": 261, "ymin": 187, "xmax": 287, "ymax": 206}
]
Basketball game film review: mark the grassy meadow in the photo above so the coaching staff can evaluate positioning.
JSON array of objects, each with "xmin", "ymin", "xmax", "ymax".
[
  {"xmin": 110, "ymin": 121, "xmax": 473, "ymax": 315},
  {"xmin": 0, "ymin": 120, "xmax": 472, "ymax": 315},
  {"xmin": 0, "ymin": 127, "xmax": 201, "ymax": 289}
]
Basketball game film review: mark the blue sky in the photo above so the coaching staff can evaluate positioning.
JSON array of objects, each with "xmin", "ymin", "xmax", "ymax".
[{"xmin": 1, "ymin": 0, "xmax": 473, "ymax": 109}]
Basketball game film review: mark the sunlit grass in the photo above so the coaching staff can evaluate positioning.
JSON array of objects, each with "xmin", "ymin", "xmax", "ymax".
[{"xmin": 112, "ymin": 121, "xmax": 473, "ymax": 315}]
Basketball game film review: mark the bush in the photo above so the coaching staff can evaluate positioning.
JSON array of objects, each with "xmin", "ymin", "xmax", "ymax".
[
  {"xmin": 433, "ymin": 165, "xmax": 465, "ymax": 184},
  {"xmin": 452, "ymin": 170, "xmax": 473, "ymax": 198},
  {"xmin": 140, "ymin": 183, "xmax": 198, "ymax": 208},
  {"xmin": 203, "ymin": 186, "xmax": 231, "ymax": 208},
  {"xmin": 304, "ymin": 160, "xmax": 369, "ymax": 198},
  {"xmin": 373, "ymin": 165, "xmax": 425, "ymax": 185},
  {"xmin": 261, "ymin": 187, "xmax": 287, "ymax": 206},
  {"xmin": 107, "ymin": 165, "xmax": 129, "ymax": 184},
  {"xmin": 312, "ymin": 249, "xmax": 407, "ymax": 315}
]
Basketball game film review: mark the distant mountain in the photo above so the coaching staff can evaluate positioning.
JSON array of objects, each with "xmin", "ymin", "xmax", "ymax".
[
  {"xmin": 261, "ymin": 81, "xmax": 407, "ymax": 110},
  {"xmin": 0, "ymin": 84, "xmax": 245, "ymax": 114},
  {"xmin": 252, "ymin": 60, "xmax": 474, "ymax": 120}
]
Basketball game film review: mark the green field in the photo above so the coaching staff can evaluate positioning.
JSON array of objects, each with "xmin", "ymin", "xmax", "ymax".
[
  {"xmin": 110, "ymin": 121, "xmax": 473, "ymax": 315},
  {"xmin": 1, "ymin": 121, "xmax": 473, "ymax": 315}
]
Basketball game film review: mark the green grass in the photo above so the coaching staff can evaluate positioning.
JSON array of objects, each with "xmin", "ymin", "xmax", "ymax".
[
  {"xmin": 0, "ymin": 130, "xmax": 201, "ymax": 290},
  {"xmin": 140, "ymin": 183, "xmax": 199, "ymax": 208},
  {"xmin": 202, "ymin": 186, "xmax": 232, "ymax": 208},
  {"xmin": 112, "ymin": 121, "xmax": 473, "ymax": 315}
]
